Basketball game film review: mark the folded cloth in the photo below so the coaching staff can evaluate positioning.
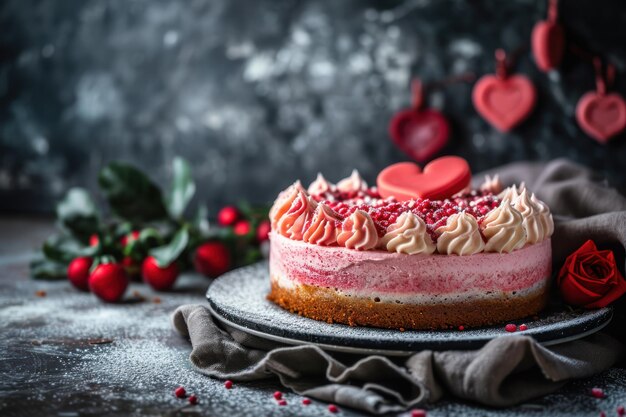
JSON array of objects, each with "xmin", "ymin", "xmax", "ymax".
[{"xmin": 172, "ymin": 159, "xmax": 626, "ymax": 413}]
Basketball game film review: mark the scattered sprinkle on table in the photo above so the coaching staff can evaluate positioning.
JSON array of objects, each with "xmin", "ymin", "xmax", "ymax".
[
  {"xmin": 591, "ymin": 387, "xmax": 605, "ymax": 398},
  {"xmin": 505, "ymin": 323, "xmax": 517, "ymax": 332},
  {"xmin": 174, "ymin": 386, "xmax": 186, "ymax": 398}
]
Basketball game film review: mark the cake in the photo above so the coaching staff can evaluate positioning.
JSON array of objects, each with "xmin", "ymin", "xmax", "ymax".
[{"xmin": 267, "ymin": 159, "xmax": 554, "ymax": 330}]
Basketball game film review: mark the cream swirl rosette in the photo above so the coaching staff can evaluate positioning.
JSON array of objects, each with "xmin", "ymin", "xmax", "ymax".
[
  {"xmin": 337, "ymin": 210, "xmax": 378, "ymax": 250},
  {"xmin": 531, "ymin": 193, "xmax": 555, "ymax": 238},
  {"xmin": 307, "ymin": 173, "xmax": 334, "ymax": 196},
  {"xmin": 512, "ymin": 189, "xmax": 552, "ymax": 244},
  {"xmin": 269, "ymin": 181, "xmax": 305, "ymax": 228},
  {"xmin": 435, "ymin": 212, "xmax": 485, "ymax": 255},
  {"xmin": 380, "ymin": 212, "xmax": 436, "ymax": 255},
  {"xmin": 336, "ymin": 169, "xmax": 368, "ymax": 192},
  {"xmin": 480, "ymin": 199, "xmax": 526, "ymax": 253}
]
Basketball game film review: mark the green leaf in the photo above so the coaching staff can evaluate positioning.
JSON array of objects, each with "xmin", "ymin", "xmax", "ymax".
[
  {"xmin": 43, "ymin": 234, "xmax": 98, "ymax": 263},
  {"xmin": 193, "ymin": 204, "xmax": 211, "ymax": 237},
  {"xmin": 138, "ymin": 227, "xmax": 165, "ymax": 244},
  {"xmin": 166, "ymin": 157, "xmax": 196, "ymax": 219},
  {"xmin": 98, "ymin": 162, "xmax": 168, "ymax": 223},
  {"xmin": 30, "ymin": 258, "xmax": 67, "ymax": 280},
  {"xmin": 149, "ymin": 227, "xmax": 189, "ymax": 267},
  {"xmin": 56, "ymin": 188, "xmax": 99, "ymax": 239}
]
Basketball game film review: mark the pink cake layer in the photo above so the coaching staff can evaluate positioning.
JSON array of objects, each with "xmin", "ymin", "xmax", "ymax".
[{"xmin": 269, "ymin": 232, "xmax": 552, "ymax": 303}]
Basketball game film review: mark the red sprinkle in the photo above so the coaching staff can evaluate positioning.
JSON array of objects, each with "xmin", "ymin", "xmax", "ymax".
[
  {"xmin": 273, "ymin": 391, "xmax": 283, "ymax": 400},
  {"xmin": 174, "ymin": 386, "xmax": 186, "ymax": 398},
  {"xmin": 328, "ymin": 404, "xmax": 339, "ymax": 413},
  {"xmin": 412, "ymin": 410, "xmax": 427, "ymax": 417},
  {"xmin": 224, "ymin": 380, "xmax": 233, "ymax": 389},
  {"xmin": 504, "ymin": 324, "xmax": 517, "ymax": 333},
  {"xmin": 278, "ymin": 399, "xmax": 287, "ymax": 406},
  {"xmin": 617, "ymin": 406, "xmax": 625, "ymax": 416},
  {"xmin": 519, "ymin": 324, "xmax": 528, "ymax": 331},
  {"xmin": 600, "ymin": 412, "xmax": 606, "ymax": 417},
  {"xmin": 302, "ymin": 398, "xmax": 312, "ymax": 405},
  {"xmin": 188, "ymin": 395, "xmax": 198, "ymax": 405},
  {"xmin": 458, "ymin": 325, "xmax": 465, "ymax": 331},
  {"xmin": 591, "ymin": 387, "xmax": 605, "ymax": 398}
]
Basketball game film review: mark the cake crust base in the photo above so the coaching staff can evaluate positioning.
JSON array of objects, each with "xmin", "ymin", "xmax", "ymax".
[{"xmin": 268, "ymin": 278, "xmax": 549, "ymax": 330}]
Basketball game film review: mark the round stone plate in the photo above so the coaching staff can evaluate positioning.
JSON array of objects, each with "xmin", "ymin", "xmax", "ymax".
[{"xmin": 206, "ymin": 262, "xmax": 613, "ymax": 355}]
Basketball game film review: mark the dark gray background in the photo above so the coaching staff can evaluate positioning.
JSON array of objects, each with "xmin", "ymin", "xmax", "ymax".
[{"xmin": 1, "ymin": 0, "xmax": 625, "ymax": 216}]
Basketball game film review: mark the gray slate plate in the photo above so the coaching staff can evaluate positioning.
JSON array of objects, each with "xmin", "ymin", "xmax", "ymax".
[{"xmin": 206, "ymin": 262, "xmax": 612, "ymax": 355}]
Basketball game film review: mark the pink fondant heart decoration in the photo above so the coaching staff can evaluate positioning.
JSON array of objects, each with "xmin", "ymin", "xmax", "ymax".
[
  {"xmin": 576, "ymin": 92, "xmax": 626, "ymax": 143},
  {"xmin": 377, "ymin": 156, "xmax": 472, "ymax": 201},
  {"xmin": 532, "ymin": 0, "xmax": 564, "ymax": 72},
  {"xmin": 389, "ymin": 108, "xmax": 450, "ymax": 163},
  {"xmin": 532, "ymin": 21, "xmax": 565, "ymax": 72},
  {"xmin": 472, "ymin": 74, "xmax": 536, "ymax": 132}
]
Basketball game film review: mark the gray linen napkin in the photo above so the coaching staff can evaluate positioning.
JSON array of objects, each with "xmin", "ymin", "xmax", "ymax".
[{"xmin": 172, "ymin": 159, "xmax": 625, "ymax": 413}]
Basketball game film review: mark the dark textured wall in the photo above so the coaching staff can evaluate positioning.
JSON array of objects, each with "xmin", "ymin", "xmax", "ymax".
[{"xmin": 1, "ymin": 0, "xmax": 625, "ymax": 215}]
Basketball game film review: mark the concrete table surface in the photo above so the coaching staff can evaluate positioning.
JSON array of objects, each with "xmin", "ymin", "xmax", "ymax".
[{"xmin": 1, "ymin": 217, "xmax": 625, "ymax": 417}]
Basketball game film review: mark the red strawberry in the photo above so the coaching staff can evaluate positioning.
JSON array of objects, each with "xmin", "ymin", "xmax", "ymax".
[
  {"xmin": 141, "ymin": 256, "xmax": 179, "ymax": 291},
  {"xmin": 194, "ymin": 242, "xmax": 231, "ymax": 278},
  {"xmin": 89, "ymin": 234, "xmax": 99, "ymax": 247},
  {"xmin": 67, "ymin": 257, "xmax": 93, "ymax": 291},
  {"xmin": 217, "ymin": 206, "xmax": 240, "ymax": 226},
  {"xmin": 233, "ymin": 220, "xmax": 251, "ymax": 236},
  {"xmin": 88, "ymin": 263, "xmax": 129, "ymax": 303},
  {"xmin": 256, "ymin": 220, "xmax": 271, "ymax": 242}
]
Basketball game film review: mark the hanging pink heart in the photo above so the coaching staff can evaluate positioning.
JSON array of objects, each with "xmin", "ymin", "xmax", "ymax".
[
  {"xmin": 576, "ymin": 59, "xmax": 626, "ymax": 144},
  {"xmin": 576, "ymin": 93, "xmax": 626, "ymax": 144},
  {"xmin": 473, "ymin": 74, "xmax": 536, "ymax": 132},
  {"xmin": 389, "ymin": 109, "xmax": 449, "ymax": 163},
  {"xmin": 532, "ymin": 0, "xmax": 565, "ymax": 72},
  {"xmin": 389, "ymin": 80, "xmax": 450, "ymax": 162}
]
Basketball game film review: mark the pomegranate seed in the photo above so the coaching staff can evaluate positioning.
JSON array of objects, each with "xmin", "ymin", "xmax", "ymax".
[
  {"xmin": 411, "ymin": 410, "xmax": 427, "ymax": 417},
  {"xmin": 519, "ymin": 324, "xmax": 528, "ymax": 331},
  {"xmin": 278, "ymin": 399, "xmax": 287, "ymax": 406},
  {"xmin": 273, "ymin": 391, "xmax": 283, "ymax": 400},
  {"xmin": 600, "ymin": 412, "xmax": 606, "ymax": 417},
  {"xmin": 591, "ymin": 387, "xmax": 605, "ymax": 398},
  {"xmin": 617, "ymin": 406, "xmax": 625, "ymax": 416},
  {"xmin": 458, "ymin": 325, "xmax": 465, "ymax": 331},
  {"xmin": 224, "ymin": 380, "xmax": 233, "ymax": 389},
  {"xmin": 174, "ymin": 386, "xmax": 186, "ymax": 398},
  {"xmin": 328, "ymin": 404, "xmax": 339, "ymax": 413},
  {"xmin": 302, "ymin": 398, "xmax": 312, "ymax": 405},
  {"xmin": 505, "ymin": 324, "xmax": 517, "ymax": 333},
  {"xmin": 188, "ymin": 395, "xmax": 198, "ymax": 405}
]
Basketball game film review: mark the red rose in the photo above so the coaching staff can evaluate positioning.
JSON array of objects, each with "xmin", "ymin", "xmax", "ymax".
[{"xmin": 557, "ymin": 240, "xmax": 626, "ymax": 309}]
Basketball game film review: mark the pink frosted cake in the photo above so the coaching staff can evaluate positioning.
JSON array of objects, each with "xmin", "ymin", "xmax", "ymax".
[{"xmin": 268, "ymin": 169, "xmax": 554, "ymax": 330}]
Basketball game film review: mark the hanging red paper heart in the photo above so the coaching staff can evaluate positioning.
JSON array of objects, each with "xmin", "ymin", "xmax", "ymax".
[
  {"xmin": 576, "ymin": 59, "xmax": 626, "ymax": 143},
  {"xmin": 389, "ymin": 80, "xmax": 450, "ymax": 163},
  {"xmin": 577, "ymin": 94, "xmax": 626, "ymax": 143},
  {"xmin": 532, "ymin": 0, "xmax": 565, "ymax": 72},
  {"xmin": 473, "ymin": 49, "xmax": 536, "ymax": 132},
  {"xmin": 376, "ymin": 156, "xmax": 471, "ymax": 201}
]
